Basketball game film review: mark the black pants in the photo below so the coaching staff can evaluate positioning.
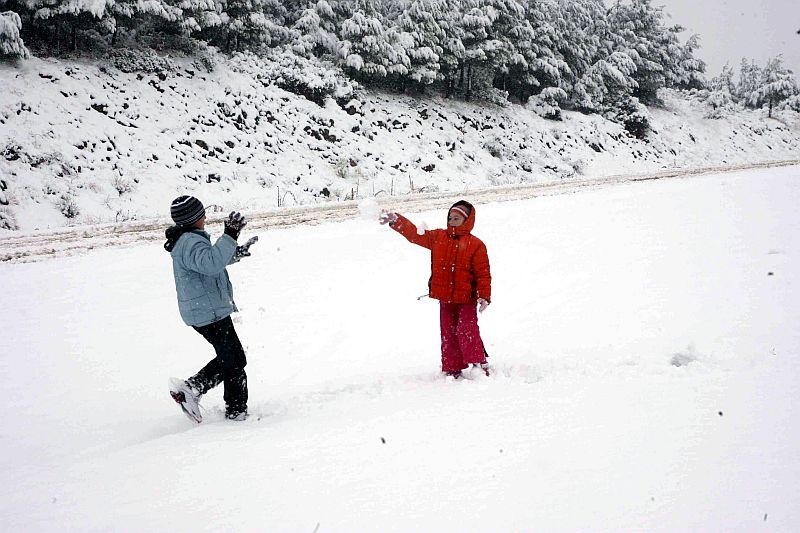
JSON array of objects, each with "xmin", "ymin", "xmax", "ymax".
[{"xmin": 189, "ymin": 316, "xmax": 248, "ymax": 416}]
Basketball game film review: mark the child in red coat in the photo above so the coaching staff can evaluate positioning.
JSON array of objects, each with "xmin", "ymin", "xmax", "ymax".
[{"xmin": 380, "ymin": 200, "xmax": 492, "ymax": 378}]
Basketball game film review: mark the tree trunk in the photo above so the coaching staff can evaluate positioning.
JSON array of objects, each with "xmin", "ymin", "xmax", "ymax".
[
  {"xmin": 768, "ymin": 99, "xmax": 773, "ymax": 118},
  {"xmin": 466, "ymin": 64, "xmax": 473, "ymax": 101}
]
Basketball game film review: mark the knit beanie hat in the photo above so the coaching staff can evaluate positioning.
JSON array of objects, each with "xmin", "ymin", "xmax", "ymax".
[
  {"xmin": 449, "ymin": 200, "xmax": 473, "ymax": 220},
  {"xmin": 170, "ymin": 195, "xmax": 205, "ymax": 227}
]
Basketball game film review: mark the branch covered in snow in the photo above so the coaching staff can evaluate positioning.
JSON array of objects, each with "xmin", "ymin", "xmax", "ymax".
[{"xmin": 0, "ymin": 11, "xmax": 29, "ymax": 61}]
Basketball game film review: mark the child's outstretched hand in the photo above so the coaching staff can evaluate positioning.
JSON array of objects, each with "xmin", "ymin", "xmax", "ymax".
[
  {"xmin": 478, "ymin": 298, "xmax": 490, "ymax": 313},
  {"xmin": 378, "ymin": 211, "xmax": 398, "ymax": 226},
  {"xmin": 234, "ymin": 236, "xmax": 259, "ymax": 259}
]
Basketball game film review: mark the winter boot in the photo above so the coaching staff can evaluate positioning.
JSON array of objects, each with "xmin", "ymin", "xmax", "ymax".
[
  {"xmin": 445, "ymin": 370, "xmax": 463, "ymax": 380},
  {"xmin": 225, "ymin": 410, "xmax": 248, "ymax": 421},
  {"xmin": 169, "ymin": 378, "xmax": 203, "ymax": 423}
]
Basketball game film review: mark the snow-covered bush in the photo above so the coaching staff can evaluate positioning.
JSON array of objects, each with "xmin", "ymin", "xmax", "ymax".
[
  {"xmin": 232, "ymin": 49, "xmax": 357, "ymax": 105},
  {"xmin": 0, "ymin": 206, "xmax": 17, "ymax": 230},
  {"xmin": 475, "ymin": 87, "xmax": 511, "ymax": 108},
  {"xmin": 192, "ymin": 46, "xmax": 217, "ymax": 72},
  {"xmin": 527, "ymin": 87, "xmax": 568, "ymax": 120},
  {"xmin": 483, "ymin": 136, "xmax": 509, "ymax": 159},
  {"xmin": 112, "ymin": 176, "xmax": 134, "ymax": 195},
  {"xmin": 0, "ymin": 11, "xmax": 29, "ymax": 61},
  {"xmin": 703, "ymin": 89, "xmax": 737, "ymax": 119},
  {"xmin": 606, "ymin": 95, "xmax": 651, "ymax": 139},
  {"xmin": 57, "ymin": 193, "xmax": 80, "ymax": 219},
  {"xmin": 108, "ymin": 48, "xmax": 176, "ymax": 74},
  {"xmin": 1, "ymin": 140, "xmax": 23, "ymax": 161},
  {"xmin": 781, "ymin": 94, "xmax": 800, "ymax": 112}
]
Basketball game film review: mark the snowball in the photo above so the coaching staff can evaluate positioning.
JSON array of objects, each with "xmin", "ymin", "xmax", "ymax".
[{"xmin": 357, "ymin": 197, "xmax": 381, "ymax": 221}]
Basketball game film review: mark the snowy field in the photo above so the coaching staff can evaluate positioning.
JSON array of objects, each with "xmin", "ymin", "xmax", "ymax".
[{"xmin": 1, "ymin": 165, "xmax": 799, "ymax": 531}]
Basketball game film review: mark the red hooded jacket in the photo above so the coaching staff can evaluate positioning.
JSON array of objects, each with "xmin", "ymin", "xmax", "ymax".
[{"xmin": 391, "ymin": 207, "xmax": 491, "ymax": 304}]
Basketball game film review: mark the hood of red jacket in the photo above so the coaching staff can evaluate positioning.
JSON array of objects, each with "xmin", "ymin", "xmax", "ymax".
[{"xmin": 447, "ymin": 205, "xmax": 475, "ymax": 237}]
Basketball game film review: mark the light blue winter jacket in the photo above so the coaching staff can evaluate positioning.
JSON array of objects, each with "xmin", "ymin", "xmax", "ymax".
[{"xmin": 170, "ymin": 230, "xmax": 238, "ymax": 327}]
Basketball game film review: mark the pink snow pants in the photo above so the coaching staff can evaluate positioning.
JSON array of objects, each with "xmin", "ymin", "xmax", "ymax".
[{"xmin": 439, "ymin": 302, "xmax": 486, "ymax": 374}]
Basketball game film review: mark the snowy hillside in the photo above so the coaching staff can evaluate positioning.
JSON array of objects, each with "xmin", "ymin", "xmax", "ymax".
[
  {"xmin": 1, "ymin": 165, "xmax": 798, "ymax": 530},
  {"xmin": 2, "ymin": 54, "xmax": 800, "ymax": 232}
]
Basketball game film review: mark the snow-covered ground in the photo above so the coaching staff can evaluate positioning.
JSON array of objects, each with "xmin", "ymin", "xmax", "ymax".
[
  {"xmin": 2, "ymin": 165, "xmax": 798, "ymax": 531},
  {"xmin": 2, "ymin": 55, "xmax": 800, "ymax": 232}
]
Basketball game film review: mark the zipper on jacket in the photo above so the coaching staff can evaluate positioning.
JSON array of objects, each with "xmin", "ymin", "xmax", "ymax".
[{"xmin": 449, "ymin": 237, "xmax": 457, "ymax": 301}]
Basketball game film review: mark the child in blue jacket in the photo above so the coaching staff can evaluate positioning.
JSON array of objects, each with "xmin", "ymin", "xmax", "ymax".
[{"xmin": 164, "ymin": 195, "xmax": 256, "ymax": 422}]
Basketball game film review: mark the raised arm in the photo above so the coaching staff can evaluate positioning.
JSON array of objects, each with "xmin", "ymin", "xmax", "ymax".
[
  {"xmin": 181, "ymin": 234, "xmax": 237, "ymax": 275},
  {"xmin": 383, "ymin": 213, "xmax": 434, "ymax": 250}
]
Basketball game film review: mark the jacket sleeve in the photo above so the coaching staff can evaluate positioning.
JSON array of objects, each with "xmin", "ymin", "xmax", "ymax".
[
  {"xmin": 181, "ymin": 234, "xmax": 237, "ymax": 276},
  {"xmin": 473, "ymin": 241, "xmax": 492, "ymax": 303},
  {"xmin": 391, "ymin": 213, "xmax": 434, "ymax": 250}
]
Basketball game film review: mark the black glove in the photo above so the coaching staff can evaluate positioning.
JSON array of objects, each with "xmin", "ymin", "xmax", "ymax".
[
  {"xmin": 234, "ymin": 236, "xmax": 258, "ymax": 260},
  {"xmin": 224, "ymin": 211, "xmax": 247, "ymax": 240}
]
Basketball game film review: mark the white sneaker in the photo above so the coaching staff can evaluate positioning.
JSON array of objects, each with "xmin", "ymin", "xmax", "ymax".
[{"xmin": 169, "ymin": 378, "xmax": 202, "ymax": 423}]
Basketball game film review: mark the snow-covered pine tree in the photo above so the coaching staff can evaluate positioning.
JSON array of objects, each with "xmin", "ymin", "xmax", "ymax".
[
  {"xmin": 553, "ymin": 0, "xmax": 633, "ymax": 113},
  {"xmin": 607, "ymin": 0, "xmax": 678, "ymax": 104},
  {"xmin": 292, "ymin": 1, "xmax": 342, "ymax": 58},
  {"xmin": 507, "ymin": 0, "xmax": 570, "ymax": 105},
  {"xmin": 0, "ymin": 10, "xmax": 29, "ymax": 59},
  {"xmin": 217, "ymin": 0, "xmax": 294, "ymax": 51},
  {"xmin": 495, "ymin": 16, "xmax": 537, "ymax": 101},
  {"xmin": 481, "ymin": 0, "xmax": 526, "ymax": 88},
  {"xmin": 573, "ymin": 50, "xmax": 638, "ymax": 113},
  {"xmin": 457, "ymin": 0, "xmax": 500, "ymax": 99},
  {"xmin": 749, "ymin": 55, "xmax": 799, "ymax": 117},
  {"xmin": 704, "ymin": 63, "xmax": 737, "ymax": 118},
  {"xmin": 436, "ymin": 0, "xmax": 465, "ymax": 96},
  {"xmin": 107, "ymin": 0, "xmax": 183, "ymax": 46},
  {"xmin": 737, "ymin": 58, "xmax": 762, "ymax": 106},
  {"xmin": 393, "ymin": 0, "xmax": 446, "ymax": 89},
  {"xmin": 340, "ymin": 6, "xmax": 399, "ymax": 82},
  {"xmin": 605, "ymin": 0, "xmax": 704, "ymax": 102},
  {"xmin": 670, "ymin": 33, "xmax": 706, "ymax": 90},
  {"xmin": 557, "ymin": 1, "xmax": 604, "ymax": 74},
  {"xmin": 711, "ymin": 63, "xmax": 736, "ymax": 95},
  {"xmin": 176, "ymin": 0, "xmax": 227, "ymax": 39},
  {"xmin": 12, "ymin": 0, "xmax": 118, "ymax": 52}
]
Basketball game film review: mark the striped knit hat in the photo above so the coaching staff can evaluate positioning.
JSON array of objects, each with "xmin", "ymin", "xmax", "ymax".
[
  {"xmin": 170, "ymin": 195, "xmax": 205, "ymax": 227},
  {"xmin": 449, "ymin": 200, "xmax": 473, "ymax": 220}
]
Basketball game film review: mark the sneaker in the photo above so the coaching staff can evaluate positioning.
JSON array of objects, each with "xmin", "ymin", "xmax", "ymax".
[
  {"xmin": 225, "ymin": 410, "xmax": 248, "ymax": 421},
  {"xmin": 169, "ymin": 378, "xmax": 202, "ymax": 423}
]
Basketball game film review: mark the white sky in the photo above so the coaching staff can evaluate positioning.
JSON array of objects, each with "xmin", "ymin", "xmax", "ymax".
[{"xmin": 655, "ymin": 0, "xmax": 800, "ymax": 76}]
